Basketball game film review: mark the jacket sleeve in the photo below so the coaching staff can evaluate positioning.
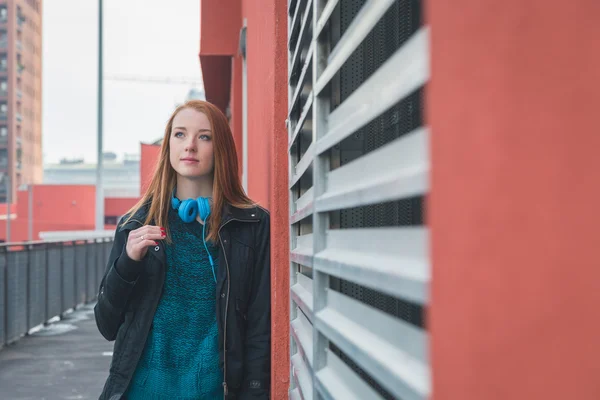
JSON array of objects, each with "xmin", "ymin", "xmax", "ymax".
[
  {"xmin": 239, "ymin": 212, "xmax": 271, "ymax": 400},
  {"xmin": 94, "ymin": 221, "xmax": 144, "ymax": 341}
]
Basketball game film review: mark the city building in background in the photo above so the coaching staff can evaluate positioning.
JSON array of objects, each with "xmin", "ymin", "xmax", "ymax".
[
  {"xmin": 0, "ymin": 0, "xmax": 42, "ymax": 204},
  {"xmin": 185, "ymin": 86, "xmax": 206, "ymax": 101},
  {"xmin": 43, "ymin": 152, "xmax": 141, "ymax": 198}
]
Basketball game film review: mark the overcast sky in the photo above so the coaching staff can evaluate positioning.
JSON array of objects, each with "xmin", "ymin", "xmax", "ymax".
[{"xmin": 41, "ymin": 0, "xmax": 203, "ymax": 164}]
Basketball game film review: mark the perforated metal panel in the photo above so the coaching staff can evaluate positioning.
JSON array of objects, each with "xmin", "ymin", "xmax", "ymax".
[{"xmin": 288, "ymin": 0, "xmax": 430, "ymax": 399}]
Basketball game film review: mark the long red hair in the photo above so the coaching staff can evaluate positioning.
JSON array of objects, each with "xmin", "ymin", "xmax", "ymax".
[{"xmin": 123, "ymin": 100, "xmax": 254, "ymax": 242}]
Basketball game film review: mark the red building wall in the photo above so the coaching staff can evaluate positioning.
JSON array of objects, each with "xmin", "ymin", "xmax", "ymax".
[
  {"xmin": 0, "ymin": 185, "xmax": 97, "ymax": 242},
  {"xmin": 428, "ymin": 1, "xmax": 600, "ymax": 399},
  {"xmin": 140, "ymin": 143, "xmax": 161, "ymax": 196},
  {"xmin": 199, "ymin": 1, "xmax": 290, "ymax": 397}
]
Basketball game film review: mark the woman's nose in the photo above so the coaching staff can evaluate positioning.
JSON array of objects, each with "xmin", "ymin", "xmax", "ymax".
[{"xmin": 185, "ymin": 140, "xmax": 197, "ymax": 152}]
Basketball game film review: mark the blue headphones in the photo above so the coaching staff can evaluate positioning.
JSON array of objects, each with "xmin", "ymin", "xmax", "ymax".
[{"xmin": 170, "ymin": 189, "xmax": 216, "ymax": 283}]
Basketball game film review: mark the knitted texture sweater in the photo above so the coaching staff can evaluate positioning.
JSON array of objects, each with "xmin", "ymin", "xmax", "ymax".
[{"xmin": 126, "ymin": 209, "xmax": 222, "ymax": 400}]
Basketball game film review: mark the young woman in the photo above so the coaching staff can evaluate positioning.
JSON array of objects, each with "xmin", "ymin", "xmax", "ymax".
[{"xmin": 95, "ymin": 100, "xmax": 271, "ymax": 400}]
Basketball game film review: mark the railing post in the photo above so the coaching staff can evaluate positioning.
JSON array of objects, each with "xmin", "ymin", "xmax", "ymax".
[
  {"xmin": 44, "ymin": 242, "xmax": 49, "ymax": 325},
  {"xmin": 72, "ymin": 240, "xmax": 77, "ymax": 310},
  {"xmin": 25, "ymin": 244, "xmax": 30, "ymax": 335},
  {"xmin": 2, "ymin": 246, "xmax": 7, "ymax": 348},
  {"xmin": 60, "ymin": 241, "xmax": 64, "ymax": 320}
]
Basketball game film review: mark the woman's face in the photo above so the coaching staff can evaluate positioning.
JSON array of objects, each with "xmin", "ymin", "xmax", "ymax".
[{"xmin": 169, "ymin": 108, "xmax": 215, "ymax": 179}]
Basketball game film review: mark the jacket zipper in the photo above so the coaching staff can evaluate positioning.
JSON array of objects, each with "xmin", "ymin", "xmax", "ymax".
[
  {"xmin": 218, "ymin": 228, "xmax": 230, "ymax": 398},
  {"xmin": 218, "ymin": 217, "xmax": 259, "ymax": 399}
]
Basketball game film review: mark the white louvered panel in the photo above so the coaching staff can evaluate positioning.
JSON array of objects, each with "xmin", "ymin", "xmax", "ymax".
[
  {"xmin": 314, "ymin": 0, "xmax": 398, "ymax": 96},
  {"xmin": 315, "ymin": 348, "xmax": 385, "ymax": 400},
  {"xmin": 315, "ymin": 289, "xmax": 430, "ymax": 400},
  {"xmin": 316, "ymin": 27, "xmax": 430, "ymax": 155},
  {"xmin": 292, "ymin": 352, "xmax": 313, "ymax": 400},
  {"xmin": 314, "ymin": 227, "xmax": 429, "ymax": 304},
  {"xmin": 290, "ymin": 1, "xmax": 430, "ymax": 399},
  {"xmin": 316, "ymin": 128, "xmax": 429, "ymax": 212},
  {"xmin": 290, "ymin": 272, "xmax": 314, "ymax": 323},
  {"xmin": 291, "ymin": 310, "xmax": 314, "ymax": 368}
]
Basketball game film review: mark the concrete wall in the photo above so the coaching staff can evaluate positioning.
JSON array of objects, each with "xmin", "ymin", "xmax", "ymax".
[{"xmin": 427, "ymin": 1, "xmax": 600, "ymax": 399}]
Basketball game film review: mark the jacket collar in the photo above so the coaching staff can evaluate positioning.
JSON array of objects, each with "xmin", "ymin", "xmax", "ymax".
[{"xmin": 119, "ymin": 201, "xmax": 259, "ymax": 232}]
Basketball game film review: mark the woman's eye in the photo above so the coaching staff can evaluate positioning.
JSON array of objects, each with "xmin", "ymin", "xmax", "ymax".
[
  {"xmin": 200, "ymin": 134, "xmax": 211, "ymax": 141},
  {"xmin": 174, "ymin": 132, "xmax": 184, "ymax": 138}
]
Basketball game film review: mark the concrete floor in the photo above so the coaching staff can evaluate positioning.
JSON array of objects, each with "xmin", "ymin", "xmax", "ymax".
[{"xmin": 0, "ymin": 303, "xmax": 114, "ymax": 400}]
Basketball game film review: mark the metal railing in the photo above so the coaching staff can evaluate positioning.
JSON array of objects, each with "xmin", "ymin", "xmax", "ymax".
[{"xmin": 0, "ymin": 237, "xmax": 113, "ymax": 348}]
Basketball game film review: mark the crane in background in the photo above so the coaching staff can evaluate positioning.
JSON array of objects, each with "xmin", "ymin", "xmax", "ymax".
[{"xmin": 104, "ymin": 75, "xmax": 204, "ymax": 86}]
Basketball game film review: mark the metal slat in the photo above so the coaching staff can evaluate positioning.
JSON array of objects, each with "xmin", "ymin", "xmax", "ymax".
[
  {"xmin": 315, "ymin": 348, "xmax": 384, "ymax": 400},
  {"xmin": 314, "ymin": 0, "xmax": 396, "ymax": 96},
  {"xmin": 290, "ymin": 187, "xmax": 314, "ymax": 225},
  {"xmin": 316, "ymin": 128, "xmax": 428, "ymax": 212},
  {"xmin": 289, "ymin": 0, "xmax": 313, "ymax": 82},
  {"xmin": 314, "ymin": 227, "xmax": 428, "ymax": 304},
  {"xmin": 289, "ymin": 141, "xmax": 315, "ymax": 189},
  {"xmin": 290, "ymin": 388, "xmax": 302, "ymax": 400},
  {"xmin": 289, "ymin": 43, "xmax": 314, "ymax": 117},
  {"xmin": 289, "ymin": 94, "xmax": 313, "ymax": 150},
  {"xmin": 291, "ymin": 233, "xmax": 313, "ymax": 267},
  {"xmin": 315, "ymin": 289, "xmax": 430, "ymax": 400},
  {"xmin": 291, "ymin": 310, "xmax": 314, "ymax": 368},
  {"xmin": 292, "ymin": 353, "xmax": 314, "ymax": 400},
  {"xmin": 317, "ymin": 27, "xmax": 430, "ymax": 156},
  {"xmin": 288, "ymin": 0, "xmax": 304, "ymax": 47},
  {"xmin": 290, "ymin": 273, "xmax": 314, "ymax": 323},
  {"xmin": 315, "ymin": 0, "xmax": 340, "ymax": 39}
]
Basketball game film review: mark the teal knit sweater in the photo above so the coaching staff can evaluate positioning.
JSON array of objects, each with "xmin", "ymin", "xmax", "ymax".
[{"xmin": 126, "ymin": 210, "xmax": 222, "ymax": 400}]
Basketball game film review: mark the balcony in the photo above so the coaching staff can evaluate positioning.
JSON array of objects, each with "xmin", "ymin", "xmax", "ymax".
[
  {"xmin": 16, "ymin": 113, "xmax": 22, "ymax": 122},
  {"xmin": 16, "ymin": 40, "xmax": 22, "ymax": 52},
  {"xmin": 16, "ymin": 89, "xmax": 21, "ymax": 99},
  {"xmin": 0, "ymin": 39, "xmax": 6, "ymax": 50},
  {"xmin": 0, "ymin": 113, "xmax": 7, "ymax": 121}
]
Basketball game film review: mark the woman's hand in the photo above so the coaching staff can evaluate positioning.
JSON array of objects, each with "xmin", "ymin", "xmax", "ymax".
[{"xmin": 126, "ymin": 225, "xmax": 165, "ymax": 261}]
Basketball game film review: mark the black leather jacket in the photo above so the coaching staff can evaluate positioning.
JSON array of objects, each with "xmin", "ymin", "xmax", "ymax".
[{"xmin": 94, "ymin": 203, "xmax": 271, "ymax": 400}]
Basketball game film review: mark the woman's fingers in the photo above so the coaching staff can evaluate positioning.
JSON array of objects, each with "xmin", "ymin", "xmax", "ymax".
[
  {"xmin": 126, "ymin": 225, "xmax": 166, "ymax": 261},
  {"xmin": 130, "ymin": 226, "xmax": 165, "ymax": 244}
]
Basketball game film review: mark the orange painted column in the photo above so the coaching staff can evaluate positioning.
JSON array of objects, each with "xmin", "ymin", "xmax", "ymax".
[
  {"xmin": 200, "ymin": 1, "xmax": 290, "ymax": 397},
  {"xmin": 230, "ymin": 54, "xmax": 244, "ymax": 177},
  {"xmin": 241, "ymin": 0, "xmax": 289, "ymax": 397},
  {"xmin": 428, "ymin": 1, "xmax": 600, "ymax": 399}
]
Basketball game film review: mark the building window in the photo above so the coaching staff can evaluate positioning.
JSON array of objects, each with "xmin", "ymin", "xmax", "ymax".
[
  {"xmin": 0, "ymin": 127, "xmax": 7, "ymax": 137},
  {"xmin": 105, "ymin": 215, "xmax": 120, "ymax": 225},
  {"xmin": 0, "ymin": 6, "xmax": 7, "ymax": 22},
  {"xmin": 0, "ymin": 80, "xmax": 7, "ymax": 96},
  {"xmin": 0, "ymin": 148, "xmax": 7, "ymax": 167}
]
